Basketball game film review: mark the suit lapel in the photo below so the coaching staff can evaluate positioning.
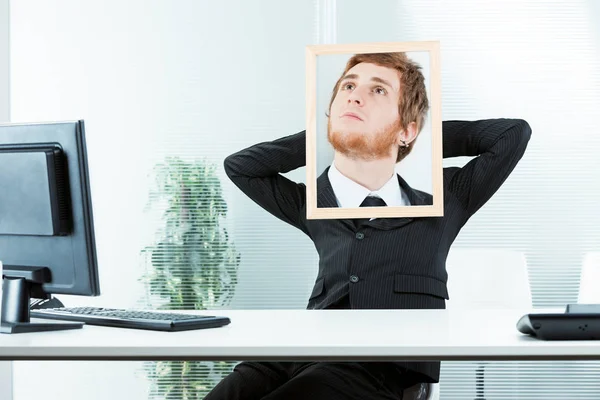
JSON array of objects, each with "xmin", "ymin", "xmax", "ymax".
[
  {"xmin": 317, "ymin": 168, "xmax": 430, "ymax": 231},
  {"xmin": 316, "ymin": 168, "xmax": 338, "ymax": 208},
  {"xmin": 398, "ymin": 174, "xmax": 430, "ymax": 206},
  {"xmin": 317, "ymin": 168, "xmax": 356, "ymax": 230}
]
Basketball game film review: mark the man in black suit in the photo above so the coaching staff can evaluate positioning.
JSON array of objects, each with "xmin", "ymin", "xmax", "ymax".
[{"xmin": 205, "ymin": 52, "xmax": 532, "ymax": 399}]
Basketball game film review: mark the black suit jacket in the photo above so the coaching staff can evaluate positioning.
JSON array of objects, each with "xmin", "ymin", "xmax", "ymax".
[{"xmin": 223, "ymin": 119, "xmax": 532, "ymax": 383}]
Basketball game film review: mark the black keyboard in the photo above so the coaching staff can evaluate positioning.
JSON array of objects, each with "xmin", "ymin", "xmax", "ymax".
[{"xmin": 30, "ymin": 307, "xmax": 231, "ymax": 332}]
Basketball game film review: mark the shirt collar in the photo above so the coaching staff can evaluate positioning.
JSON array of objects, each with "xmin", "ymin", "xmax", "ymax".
[{"xmin": 327, "ymin": 161, "xmax": 409, "ymax": 208}]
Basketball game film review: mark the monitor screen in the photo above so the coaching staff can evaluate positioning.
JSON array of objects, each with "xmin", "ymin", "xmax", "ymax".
[{"xmin": 0, "ymin": 120, "xmax": 100, "ymax": 333}]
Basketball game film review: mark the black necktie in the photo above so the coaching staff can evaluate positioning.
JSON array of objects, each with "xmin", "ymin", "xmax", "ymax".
[
  {"xmin": 360, "ymin": 196, "xmax": 387, "ymax": 208},
  {"xmin": 355, "ymin": 196, "xmax": 387, "ymax": 227}
]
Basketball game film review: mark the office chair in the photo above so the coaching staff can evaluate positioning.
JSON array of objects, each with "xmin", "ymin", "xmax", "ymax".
[
  {"xmin": 437, "ymin": 248, "xmax": 532, "ymax": 400},
  {"xmin": 579, "ymin": 252, "xmax": 600, "ymax": 304},
  {"xmin": 402, "ymin": 381, "xmax": 434, "ymax": 399},
  {"xmin": 575, "ymin": 252, "xmax": 600, "ymax": 398}
]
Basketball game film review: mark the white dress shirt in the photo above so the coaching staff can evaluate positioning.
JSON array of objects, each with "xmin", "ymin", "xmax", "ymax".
[{"xmin": 327, "ymin": 161, "xmax": 411, "ymax": 216}]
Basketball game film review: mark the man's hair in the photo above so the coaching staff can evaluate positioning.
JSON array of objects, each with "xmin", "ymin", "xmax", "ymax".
[{"xmin": 327, "ymin": 52, "xmax": 429, "ymax": 162}]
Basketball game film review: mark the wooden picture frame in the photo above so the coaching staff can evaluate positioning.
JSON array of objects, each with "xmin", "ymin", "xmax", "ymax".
[{"xmin": 305, "ymin": 41, "xmax": 443, "ymax": 220}]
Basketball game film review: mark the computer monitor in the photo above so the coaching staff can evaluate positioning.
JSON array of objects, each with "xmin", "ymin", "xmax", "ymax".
[{"xmin": 0, "ymin": 120, "xmax": 99, "ymax": 333}]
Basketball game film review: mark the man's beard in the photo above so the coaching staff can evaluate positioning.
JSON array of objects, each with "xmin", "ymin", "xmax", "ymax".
[{"xmin": 327, "ymin": 118, "xmax": 402, "ymax": 161}]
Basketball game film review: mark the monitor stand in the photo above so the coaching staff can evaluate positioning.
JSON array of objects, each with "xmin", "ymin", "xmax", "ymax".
[{"xmin": 1, "ymin": 265, "xmax": 83, "ymax": 334}]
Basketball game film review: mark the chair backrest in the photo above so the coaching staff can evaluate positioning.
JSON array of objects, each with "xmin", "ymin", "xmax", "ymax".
[
  {"xmin": 445, "ymin": 248, "xmax": 532, "ymax": 309},
  {"xmin": 579, "ymin": 252, "xmax": 600, "ymax": 304},
  {"xmin": 433, "ymin": 248, "xmax": 532, "ymax": 400}
]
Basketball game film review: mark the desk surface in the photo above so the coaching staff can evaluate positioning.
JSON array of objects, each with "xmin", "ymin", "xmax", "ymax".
[{"xmin": 1, "ymin": 309, "xmax": 599, "ymax": 361}]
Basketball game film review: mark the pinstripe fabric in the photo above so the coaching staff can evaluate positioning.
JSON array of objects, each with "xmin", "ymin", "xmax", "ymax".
[
  {"xmin": 205, "ymin": 361, "xmax": 415, "ymax": 399},
  {"xmin": 223, "ymin": 118, "xmax": 532, "ymax": 383}
]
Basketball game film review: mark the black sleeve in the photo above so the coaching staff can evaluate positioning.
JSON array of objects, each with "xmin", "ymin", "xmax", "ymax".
[
  {"xmin": 442, "ymin": 119, "xmax": 532, "ymax": 216},
  {"xmin": 223, "ymin": 131, "xmax": 309, "ymax": 235}
]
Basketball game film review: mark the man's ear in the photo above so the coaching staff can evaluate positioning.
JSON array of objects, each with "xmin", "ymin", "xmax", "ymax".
[{"xmin": 396, "ymin": 121, "xmax": 418, "ymax": 145}]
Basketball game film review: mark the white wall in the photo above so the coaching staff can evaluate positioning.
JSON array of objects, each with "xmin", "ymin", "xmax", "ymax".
[
  {"xmin": 9, "ymin": 0, "xmax": 320, "ymax": 312},
  {"xmin": 10, "ymin": 1, "xmax": 319, "ymax": 399},
  {"xmin": 0, "ymin": 0, "xmax": 7, "ymax": 122},
  {"xmin": 0, "ymin": 1, "xmax": 11, "ymax": 399}
]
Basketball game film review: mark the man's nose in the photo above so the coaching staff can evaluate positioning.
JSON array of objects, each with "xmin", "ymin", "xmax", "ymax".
[{"xmin": 347, "ymin": 88, "xmax": 365, "ymax": 106}]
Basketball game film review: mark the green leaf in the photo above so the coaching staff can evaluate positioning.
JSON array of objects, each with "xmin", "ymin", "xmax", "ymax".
[{"xmin": 140, "ymin": 157, "xmax": 241, "ymax": 398}]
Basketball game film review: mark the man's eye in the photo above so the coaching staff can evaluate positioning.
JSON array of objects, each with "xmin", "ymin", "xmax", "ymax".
[
  {"xmin": 374, "ymin": 87, "xmax": 387, "ymax": 95},
  {"xmin": 342, "ymin": 83, "xmax": 354, "ymax": 90}
]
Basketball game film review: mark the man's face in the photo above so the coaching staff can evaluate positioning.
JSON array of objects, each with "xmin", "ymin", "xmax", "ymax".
[{"xmin": 328, "ymin": 62, "xmax": 402, "ymax": 160}]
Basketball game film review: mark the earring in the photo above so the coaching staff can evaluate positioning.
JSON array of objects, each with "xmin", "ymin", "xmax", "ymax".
[{"xmin": 400, "ymin": 140, "xmax": 409, "ymax": 148}]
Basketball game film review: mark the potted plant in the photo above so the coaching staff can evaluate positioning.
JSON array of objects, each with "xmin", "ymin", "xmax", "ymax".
[{"xmin": 140, "ymin": 156, "xmax": 240, "ymax": 399}]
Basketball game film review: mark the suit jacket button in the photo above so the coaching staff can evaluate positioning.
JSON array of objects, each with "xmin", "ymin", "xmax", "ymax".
[
  {"xmin": 355, "ymin": 232, "xmax": 365, "ymax": 240},
  {"xmin": 350, "ymin": 275, "xmax": 359, "ymax": 283}
]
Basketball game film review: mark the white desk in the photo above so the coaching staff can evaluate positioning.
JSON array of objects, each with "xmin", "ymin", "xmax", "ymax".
[{"xmin": 1, "ymin": 309, "xmax": 599, "ymax": 361}]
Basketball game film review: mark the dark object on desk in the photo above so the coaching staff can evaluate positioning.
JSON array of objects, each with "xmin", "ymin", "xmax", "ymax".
[
  {"xmin": 30, "ymin": 306, "xmax": 231, "ymax": 332},
  {"xmin": 1, "ymin": 268, "xmax": 83, "ymax": 334},
  {"xmin": 0, "ymin": 121, "xmax": 98, "ymax": 334},
  {"xmin": 565, "ymin": 304, "xmax": 600, "ymax": 314},
  {"xmin": 517, "ymin": 304, "xmax": 600, "ymax": 340},
  {"xmin": 30, "ymin": 296, "xmax": 65, "ymax": 309}
]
